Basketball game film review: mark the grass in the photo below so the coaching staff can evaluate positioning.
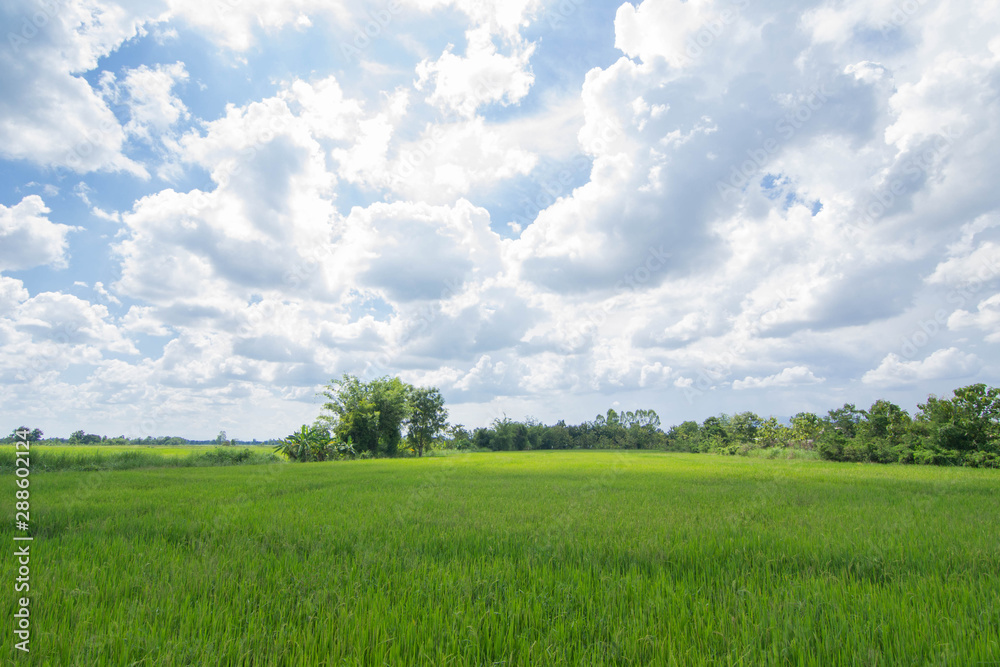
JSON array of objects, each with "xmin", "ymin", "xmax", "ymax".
[
  {"xmin": 2, "ymin": 451, "xmax": 998, "ymax": 665},
  {"xmin": 0, "ymin": 445, "xmax": 281, "ymax": 471}
]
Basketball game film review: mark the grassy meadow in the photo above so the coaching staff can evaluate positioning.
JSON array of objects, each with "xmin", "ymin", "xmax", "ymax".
[
  {"xmin": 0, "ymin": 444, "xmax": 279, "ymax": 472},
  {"xmin": 3, "ymin": 451, "xmax": 999, "ymax": 665}
]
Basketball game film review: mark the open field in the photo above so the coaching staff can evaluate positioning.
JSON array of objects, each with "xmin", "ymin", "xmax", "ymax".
[
  {"xmin": 0, "ymin": 445, "xmax": 281, "ymax": 472},
  {"xmin": 3, "ymin": 451, "xmax": 999, "ymax": 665},
  {"xmin": 0, "ymin": 444, "xmax": 277, "ymax": 457}
]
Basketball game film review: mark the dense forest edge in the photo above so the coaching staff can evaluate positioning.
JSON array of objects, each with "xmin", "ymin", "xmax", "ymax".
[{"xmin": 5, "ymin": 378, "xmax": 1000, "ymax": 470}]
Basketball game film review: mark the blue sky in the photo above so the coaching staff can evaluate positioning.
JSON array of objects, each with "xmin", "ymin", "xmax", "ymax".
[{"xmin": 2, "ymin": 0, "xmax": 999, "ymax": 439}]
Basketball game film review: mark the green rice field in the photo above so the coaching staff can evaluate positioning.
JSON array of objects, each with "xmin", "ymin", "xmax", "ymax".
[
  {"xmin": 0, "ymin": 444, "xmax": 276, "ymax": 457},
  {"xmin": 3, "ymin": 451, "xmax": 999, "ymax": 665},
  {"xmin": 0, "ymin": 444, "xmax": 280, "ymax": 472}
]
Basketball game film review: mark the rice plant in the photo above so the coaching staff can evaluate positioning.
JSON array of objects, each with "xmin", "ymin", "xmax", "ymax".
[{"xmin": 3, "ymin": 451, "xmax": 998, "ymax": 665}]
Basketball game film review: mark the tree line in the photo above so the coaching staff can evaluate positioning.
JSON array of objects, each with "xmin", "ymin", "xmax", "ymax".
[
  {"xmin": 282, "ymin": 378, "xmax": 999, "ymax": 468},
  {"xmin": 464, "ymin": 383, "xmax": 1000, "ymax": 468},
  {"xmin": 1, "ymin": 429, "xmax": 281, "ymax": 448},
  {"xmin": 8, "ymin": 379, "xmax": 996, "ymax": 469}
]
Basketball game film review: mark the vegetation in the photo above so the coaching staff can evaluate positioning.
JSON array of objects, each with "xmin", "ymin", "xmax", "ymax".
[
  {"xmin": 0, "ymin": 446, "xmax": 280, "ymax": 472},
  {"xmin": 273, "ymin": 425, "xmax": 356, "ymax": 462},
  {"xmin": 8, "ymin": 382, "xmax": 999, "ymax": 468},
  {"xmin": 1, "ymin": 427, "xmax": 282, "ymax": 448},
  {"xmin": 465, "ymin": 384, "xmax": 1000, "ymax": 468},
  {"xmin": 5, "ymin": 451, "xmax": 997, "ymax": 664},
  {"xmin": 277, "ymin": 375, "xmax": 450, "ymax": 462}
]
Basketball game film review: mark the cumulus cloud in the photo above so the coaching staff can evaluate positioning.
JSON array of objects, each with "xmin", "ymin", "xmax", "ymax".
[
  {"xmin": 405, "ymin": 0, "xmax": 541, "ymax": 38},
  {"xmin": 106, "ymin": 61, "xmax": 190, "ymax": 141},
  {"xmin": 164, "ymin": 0, "xmax": 349, "ymax": 51},
  {"xmin": 416, "ymin": 26, "xmax": 535, "ymax": 118},
  {"xmin": 862, "ymin": 348, "xmax": 983, "ymax": 387},
  {"xmin": 733, "ymin": 366, "xmax": 825, "ymax": 390},
  {"xmin": 615, "ymin": 0, "xmax": 739, "ymax": 70},
  {"xmin": 0, "ymin": 196, "xmax": 78, "ymax": 271},
  {"xmin": 948, "ymin": 294, "xmax": 1000, "ymax": 343},
  {"xmin": 927, "ymin": 240, "xmax": 1000, "ymax": 287},
  {"xmin": 0, "ymin": 0, "xmax": 153, "ymax": 175},
  {"xmin": 383, "ymin": 117, "xmax": 537, "ymax": 202}
]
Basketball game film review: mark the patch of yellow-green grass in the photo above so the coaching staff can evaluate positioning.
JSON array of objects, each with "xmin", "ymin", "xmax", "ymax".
[{"xmin": 0, "ymin": 444, "xmax": 274, "ymax": 458}]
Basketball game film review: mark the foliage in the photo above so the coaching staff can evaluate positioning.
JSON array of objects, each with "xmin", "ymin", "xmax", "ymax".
[
  {"xmin": 405, "ymin": 386, "xmax": 448, "ymax": 457},
  {"xmin": 0, "ymin": 445, "xmax": 280, "ymax": 472},
  {"xmin": 320, "ymin": 375, "xmax": 411, "ymax": 457},
  {"xmin": 4, "ymin": 426, "xmax": 44, "ymax": 443},
  {"xmin": 274, "ymin": 425, "xmax": 355, "ymax": 462}
]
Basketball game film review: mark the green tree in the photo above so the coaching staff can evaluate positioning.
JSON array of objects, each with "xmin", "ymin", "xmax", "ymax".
[
  {"xmin": 446, "ymin": 424, "xmax": 472, "ymax": 450},
  {"xmin": 757, "ymin": 417, "xmax": 790, "ymax": 448},
  {"xmin": 406, "ymin": 386, "xmax": 448, "ymax": 457},
  {"xmin": 9, "ymin": 427, "xmax": 43, "ymax": 442},
  {"xmin": 665, "ymin": 421, "xmax": 700, "ymax": 452},
  {"xmin": 69, "ymin": 430, "xmax": 101, "ymax": 445},
  {"xmin": 817, "ymin": 404, "xmax": 863, "ymax": 461},
  {"xmin": 321, "ymin": 375, "xmax": 411, "ymax": 456},
  {"xmin": 729, "ymin": 411, "xmax": 763, "ymax": 444},
  {"xmin": 620, "ymin": 409, "xmax": 662, "ymax": 448},
  {"xmin": 909, "ymin": 384, "xmax": 1000, "ymax": 465},
  {"xmin": 851, "ymin": 399, "xmax": 911, "ymax": 463},
  {"xmin": 789, "ymin": 412, "xmax": 823, "ymax": 447},
  {"xmin": 700, "ymin": 415, "xmax": 730, "ymax": 452}
]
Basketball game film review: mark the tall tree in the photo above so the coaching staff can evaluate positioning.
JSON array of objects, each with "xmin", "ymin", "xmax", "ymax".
[
  {"xmin": 321, "ymin": 374, "xmax": 421, "ymax": 457},
  {"xmin": 406, "ymin": 387, "xmax": 448, "ymax": 457}
]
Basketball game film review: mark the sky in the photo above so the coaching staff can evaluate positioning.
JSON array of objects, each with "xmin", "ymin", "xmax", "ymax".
[{"xmin": 1, "ymin": 0, "xmax": 999, "ymax": 440}]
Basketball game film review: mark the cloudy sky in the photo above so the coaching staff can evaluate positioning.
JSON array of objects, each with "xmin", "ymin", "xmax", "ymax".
[{"xmin": 1, "ymin": 0, "xmax": 999, "ymax": 439}]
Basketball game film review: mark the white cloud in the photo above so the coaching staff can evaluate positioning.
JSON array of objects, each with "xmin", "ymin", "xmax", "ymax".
[
  {"xmin": 615, "ymin": 0, "xmax": 732, "ymax": 69},
  {"xmin": 385, "ymin": 117, "xmax": 537, "ymax": 201},
  {"xmin": 862, "ymin": 348, "xmax": 983, "ymax": 387},
  {"xmin": 165, "ymin": 0, "xmax": 349, "ymax": 51},
  {"xmin": 0, "ymin": 277, "xmax": 29, "ymax": 316},
  {"xmin": 927, "ymin": 240, "xmax": 1000, "ymax": 287},
  {"xmin": 114, "ymin": 62, "xmax": 190, "ymax": 140},
  {"xmin": 405, "ymin": 0, "xmax": 542, "ymax": 38},
  {"xmin": 416, "ymin": 26, "xmax": 535, "ymax": 118},
  {"xmin": 0, "ymin": 0, "xmax": 154, "ymax": 175},
  {"xmin": 948, "ymin": 294, "xmax": 1000, "ymax": 343},
  {"xmin": 0, "ymin": 196, "xmax": 78, "ymax": 271},
  {"xmin": 733, "ymin": 366, "xmax": 825, "ymax": 390},
  {"xmin": 343, "ymin": 199, "xmax": 503, "ymax": 302},
  {"xmin": 14, "ymin": 292, "xmax": 135, "ymax": 353}
]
